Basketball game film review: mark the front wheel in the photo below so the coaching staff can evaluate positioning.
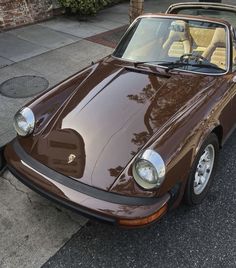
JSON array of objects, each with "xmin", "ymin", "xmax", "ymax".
[{"xmin": 184, "ymin": 133, "xmax": 219, "ymax": 205}]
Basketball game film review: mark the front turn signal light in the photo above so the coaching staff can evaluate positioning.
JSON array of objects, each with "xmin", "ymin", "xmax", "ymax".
[{"xmin": 118, "ymin": 203, "xmax": 168, "ymax": 227}]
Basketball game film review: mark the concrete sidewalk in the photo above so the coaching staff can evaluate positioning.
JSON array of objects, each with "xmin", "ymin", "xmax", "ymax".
[{"xmin": 0, "ymin": 0, "xmax": 235, "ymax": 267}]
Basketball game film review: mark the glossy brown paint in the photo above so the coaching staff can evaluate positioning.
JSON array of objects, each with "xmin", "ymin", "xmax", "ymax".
[
  {"xmin": 17, "ymin": 58, "xmax": 225, "ymax": 195},
  {"xmin": 4, "ymin": 13, "xmax": 236, "ymax": 226}
]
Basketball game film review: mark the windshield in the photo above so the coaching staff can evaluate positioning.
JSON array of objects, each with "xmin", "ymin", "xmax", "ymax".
[{"xmin": 113, "ymin": 17, "xmax": 228, "ymax": 74}]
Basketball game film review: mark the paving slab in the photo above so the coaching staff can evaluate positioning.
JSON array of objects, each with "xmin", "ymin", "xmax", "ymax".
[
  {"xmin": 105, "ymin": 2, "xmax": 129, "ymax": 13},
  {"xmin": 96, "ymin": 11, "xmax": 129, "ymax": 25},
  {"xmin": 0, "ymin": 129, "xmax": 17, "ymax": 148},
  {"xmin": 0, "ymin": 170, "xmax": 87, "ymax": 268},
  {"xmin": 55, "ymin": 39, "xmax": 113, "ymax": 62},
  {"xmin": 40, "ymin": 17, "xmax": 110, "ymax": 38},
  {"xmin": 20, "ymin": 49, "xmax": 80, "ymax": 76},
  {"xmin": 21, "ymin": 39, "xmax": 113, "ymax": 77},
  {"xmin": 0, "ymin": 61, "xmax": 44, "ymax": 86},
  {"xmin": 0, "ymin": 56, "xmax": 13, "ymax": 69},
  {"xmin": 0, "ymin": 33, "xmax": 49, "ymax": 62},
  {"xmin": 86, "ymin": 16, "xmax": 126, "ymax": 30},
  {"xmin": 9, "ymin": 24, "xmax": 81, "ymax": 50}
]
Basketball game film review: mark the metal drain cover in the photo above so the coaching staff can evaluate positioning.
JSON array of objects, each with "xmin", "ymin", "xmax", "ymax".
[{"xmin": 0, "ymin": 75, "xmax": 49, "ymax": 98}]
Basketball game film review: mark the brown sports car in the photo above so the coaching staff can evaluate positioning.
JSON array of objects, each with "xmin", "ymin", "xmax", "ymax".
[{"xmin": 2, "ymin": 2, "xmax": 236, "ymax": 227}]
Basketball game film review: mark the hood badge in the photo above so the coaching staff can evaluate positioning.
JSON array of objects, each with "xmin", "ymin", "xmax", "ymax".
[{"xmin": 67, "ymin": 154, "xmax": 76, "ymax": 164}]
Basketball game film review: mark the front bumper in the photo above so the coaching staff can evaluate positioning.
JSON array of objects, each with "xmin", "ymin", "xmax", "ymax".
[{"xmin": 5, "ymin": 139, "xmax": 170, "ymax": 227}]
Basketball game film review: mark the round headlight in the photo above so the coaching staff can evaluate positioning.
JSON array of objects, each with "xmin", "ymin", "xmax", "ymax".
[
  {"xmin": 133, "ymin": 149, "xmax": 166, "ymax": 189},
  {"xmin": 13, "ymin": 107, "xmax": 35, "ymax": 136}
]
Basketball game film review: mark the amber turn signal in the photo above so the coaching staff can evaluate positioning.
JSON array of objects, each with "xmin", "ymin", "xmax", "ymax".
[{"xmin": 118, "ymin": 203, "xmax": 168, "ymax": 227}]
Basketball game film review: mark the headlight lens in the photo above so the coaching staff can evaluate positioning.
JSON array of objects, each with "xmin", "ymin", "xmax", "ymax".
[
  {"xmin": 133, "ymin": 149, "xmax": 166, "ymax": 189},
  {"xmin": 13, "ymin": 107, "xmax": 35, "ymax": 136}
]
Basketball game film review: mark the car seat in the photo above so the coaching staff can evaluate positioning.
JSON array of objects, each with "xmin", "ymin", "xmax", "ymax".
[
  {"xmin": 163, "ymin": 20, "xmax": 192, "ymax": 58},
  {"xmin": 202, "ymin": 27, "xmax": 227, "ymax": 69}
]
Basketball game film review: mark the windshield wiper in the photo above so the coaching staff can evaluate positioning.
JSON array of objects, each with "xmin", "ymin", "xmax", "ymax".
[
  {"xmin": 159, "ymin": 61, "xmax": 225, "ymax": 72},
  {"xmin": 133, "ymin": 60, "xmax": 163, "ymax": 67},
  {"xmin": 133, "ymin": 60, "xmax": 190, "ymax": 70},
  {"xmin": 157, "ymin": 61, "xmax": 190, "ymax": 70},
  {"xmin": 132, "ymin": 59, "xmax": 225, "ymax": 73},
  {"xmin": 125, "ymin": 61, "xmax": 171, "ymax": 78},
  {"xmin": 190, "ymin": 63, "xmax": 225, "ymax": 72}
]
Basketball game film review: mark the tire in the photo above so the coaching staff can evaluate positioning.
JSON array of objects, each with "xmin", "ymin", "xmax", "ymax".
[{"xmin": 184, "ymin": 133, "xmax": 219, "ymax": 206}]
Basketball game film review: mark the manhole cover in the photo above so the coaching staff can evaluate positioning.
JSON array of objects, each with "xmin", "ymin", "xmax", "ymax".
[{"xmin": 0, "ymin": 75, "xmax": 49, "ymax": 98}]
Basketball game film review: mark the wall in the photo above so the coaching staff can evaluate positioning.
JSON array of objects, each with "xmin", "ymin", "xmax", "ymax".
[{"xmin": 0, "ymin": 0, "xmax": 59, "ymax": 30}]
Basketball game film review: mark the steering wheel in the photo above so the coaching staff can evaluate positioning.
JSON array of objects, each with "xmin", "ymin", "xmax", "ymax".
[{"xmin": 180, "ymin": 53, "xmax": 210, "ymax": 64}]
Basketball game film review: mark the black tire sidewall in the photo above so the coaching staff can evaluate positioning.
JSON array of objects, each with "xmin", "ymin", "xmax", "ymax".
[{"xmin": 184, "ymin": 133, "xmax": 219, "ymax": 205}]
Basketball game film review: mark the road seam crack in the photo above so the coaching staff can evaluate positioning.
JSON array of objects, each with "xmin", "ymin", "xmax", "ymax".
[{"xmin": 1, "ymin": 175, "xmax": 33, "ymax": 204}]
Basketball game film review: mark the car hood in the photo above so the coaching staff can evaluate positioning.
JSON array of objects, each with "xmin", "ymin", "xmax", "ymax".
[{"xmin": 24, "ymin": 58, "xmax": 216, "ymax": 191}]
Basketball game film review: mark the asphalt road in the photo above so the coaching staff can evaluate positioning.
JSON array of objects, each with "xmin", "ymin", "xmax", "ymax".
[{"xmin": 43, "ymin": 131, "xmax": 236, "ymax": 268}]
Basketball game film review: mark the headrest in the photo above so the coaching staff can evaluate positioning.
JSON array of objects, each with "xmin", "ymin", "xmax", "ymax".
[{"xmin": 169, "ymin": 20, "xmax": 188, "ymax": 33}]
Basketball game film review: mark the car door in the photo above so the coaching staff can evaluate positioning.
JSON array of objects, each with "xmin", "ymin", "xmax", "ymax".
[
  {"xmin": 222, "ymin": 31, "xmax": 236, "ymax": 141},
  {"xmin": 230, "ymin": 31, "xmax": 236, "ymax": 129}
]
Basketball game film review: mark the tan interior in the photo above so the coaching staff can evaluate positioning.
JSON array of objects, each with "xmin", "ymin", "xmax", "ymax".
[
  {"xmin": 167, "ymin": 25, "xmax": 227, "ymax": 69},
  {"xmin": 202, "ymin": 27, "xmax": 227, "ymax": 69},
  {"xmin": 163, "ymin": 20, "xmax": 191, "ymax": 57}
]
